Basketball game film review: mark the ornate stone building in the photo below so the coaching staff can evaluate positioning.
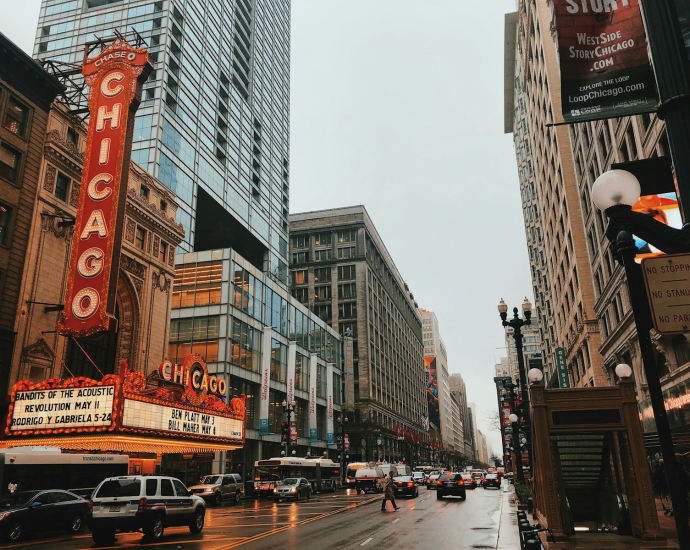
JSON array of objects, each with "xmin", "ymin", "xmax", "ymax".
[{"xmin": 7, "ymin": 102, "xmax": 184, "ymax": 393}]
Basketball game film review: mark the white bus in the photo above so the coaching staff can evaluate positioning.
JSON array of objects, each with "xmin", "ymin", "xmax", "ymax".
[
  {"xmin": 0, "ymin": 446, "xmax": 129, "ymax": 497},
  {"xmin": 254, "ymin": 457, "xmax": 341, "ymax": 495}
]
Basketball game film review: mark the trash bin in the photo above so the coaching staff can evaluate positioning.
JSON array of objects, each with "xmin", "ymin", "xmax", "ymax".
[{"xmin": 244, "ymin": 480, "xmax": 255, "ymax": 497}]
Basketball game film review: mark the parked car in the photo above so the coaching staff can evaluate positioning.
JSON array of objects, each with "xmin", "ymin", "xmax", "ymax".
[
  {"xmin": 188, "ymin": 473, "xmax": 243, "ymax": 505},
  {"xmin": 392, "ymin": 476, "xmax": 419, "ymax": 498},
  {"xmin": 355, "ymin": 468, "xmax": 385, "ymax": 494},
  {"xmin": 483, "ymin": 474, "xmax": 501, "ymax": 489},
  {"xmin": 0, "ymin": 489, "xmax": 89, "ymax": 542},
  {"xmin": 412, "ymin": 471, "xmax": 425, "ymax": 485},
  {"xmin": 461, "ymin": 474, "xmax": 477, "ymax": 489},
  {"xmin": 426, "ymin": 472, "xmax": 442, "ymax": 489},
  {"xmin": 436, "ymin": 473, "xmax": 466, "ymax": 501},
  {"xmin": 273, "ymin": 478, "xmax": 312, "ymax": 501},
  {"xmin": 90, "ymin": 476, "xmax": 205, "ymax": 545}
]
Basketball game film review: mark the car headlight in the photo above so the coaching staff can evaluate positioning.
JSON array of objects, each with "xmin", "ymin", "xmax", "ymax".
[
  {"xmin": 290, "ymin": 487, "xmax": 297, "ymax": 493},
  {"xmin": 204, "ymin": 488, "xmax": 214, "ymax": 493}
]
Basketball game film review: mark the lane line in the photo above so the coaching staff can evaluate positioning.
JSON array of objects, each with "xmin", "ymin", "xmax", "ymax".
[
  {"xmin": 360, "ymin": 537, "xmax": 373, "ymax": 546},
  {"xmin": 392, "ymin": 518, "xmax": 400, "ymax": 524}
]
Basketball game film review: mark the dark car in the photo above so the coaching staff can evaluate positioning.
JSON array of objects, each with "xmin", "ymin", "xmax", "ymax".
[
  {"xmin": 273, "ymin": 478, "xmax": 312, "ymax": 501},
  {"xmin": 392, "ymin": 476, "xmax": 419, "ymax": 498},
  {"xmin": 461, "ymin": 474, "xmax": 477, "ymax": 489},
  {"xmin": 436, "ymin": 473, "xmax": 466, "ymax": 501},
  {"xmin": 0, "ymin": 490, "xmax": 89, "ymax": 542},
  {"xmin": 483, "ymin": 474, "xmax": 501, "ymax": 489}
]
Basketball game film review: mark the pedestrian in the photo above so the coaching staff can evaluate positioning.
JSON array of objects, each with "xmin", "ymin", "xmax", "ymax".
[
  {"xmin": 652, "ymin": 460, "xmax": 671, "ymax": 515},
  {"xmin": 381, "ymin": 471, "xmax": 399, "ymax": 512}
]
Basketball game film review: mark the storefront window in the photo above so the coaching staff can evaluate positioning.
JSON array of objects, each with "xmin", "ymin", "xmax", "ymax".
[
  {"xmin": 168, "ymin": 316, "xmax": 220, "ymax": 363},
  {"xmin": 295, "ymin": 352, "xmax": 309, "ymax": 392},
  {"xmin": 230, "ymin": 318, "xmax": 261, "ymax": 372},
  {"xmin": 172, "ymin": 261, "xmax": 222, "ymax": 308}
]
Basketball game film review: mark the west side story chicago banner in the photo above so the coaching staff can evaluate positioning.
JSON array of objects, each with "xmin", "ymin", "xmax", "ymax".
[{"xmin": 553, "ymin": 0, "xmax": 658, "ymax": 123}]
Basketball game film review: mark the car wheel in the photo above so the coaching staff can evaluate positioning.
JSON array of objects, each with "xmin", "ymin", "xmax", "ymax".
[
  {"xmin": 214, "ymin": 491, "xmax": 222, "ymax": 506},
  {"xmin": 296, "ymin": 491, "xmax": 301, "ymax": 501},
  {"xmin": 460, "ymin": 494, "xmax": 466, "ymax": 501},
  {"xmin": 144, "ymin": 513, "xmax": 165, "ymax": 542},
  {"xmin": 67, "ymin": 512, "xmax": 83, "ymax": 534},
  {"xmin": 189, "ymin": 507, "xmax": 205, "ymax": 534},
  {"xmin": 5, "ymin": 519, "xmax": 22, "ymax": 542},
  {"xmin": 233, "ymin": 491, "xmax": 241, "ymax": 504},
  {"xmin": 92, "ymin": 528, "xmax": 116, "ymax": 546}
]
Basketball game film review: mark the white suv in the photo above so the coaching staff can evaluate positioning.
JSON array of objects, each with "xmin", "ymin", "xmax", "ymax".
[{"xmin": 90, "ymin": 476, "xmax": 205, "ymax": 545}]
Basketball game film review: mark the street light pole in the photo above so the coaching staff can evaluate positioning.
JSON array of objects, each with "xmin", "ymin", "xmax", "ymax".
[
  {"xmin": 498, "ymin": 298, "xmax": 533, "ymax": 477},
  {"xmin": 639, "ymin": 0, "xmax": 690, "ymax": 222},
  {"xmin": 501, "ymin": 378, "xmax": 525, "ymax": 484},
  {"xmin": 282, "ymin": 399, "xmax": 296, "ymax": 456},
  {"xmin": 592, "ymin": 170, "xmax": 690, "ymax": 547}
]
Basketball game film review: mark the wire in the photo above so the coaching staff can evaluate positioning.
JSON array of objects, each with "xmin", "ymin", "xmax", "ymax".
[{"xmin": 21, "ymin": 309, "xmax": 74, "ymax": 378}]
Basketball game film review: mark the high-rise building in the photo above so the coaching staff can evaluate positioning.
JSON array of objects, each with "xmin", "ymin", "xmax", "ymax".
[
  {"xmin": 494, "ymin": 357, "xmax": 511, "ymax": 379},
  {"xmin": 504, "ymin": 4, "xmax": 605, "ymax": 387},
  {"xmin": 467, "ymin": 401, "xmax": 478, "ymax": 463},
  {"xmin": 449, "ymin": 373, "xmax": 473, "ymax": 460},
  {"xmin": 34, "ymin": 0, "xmax": 291, "ymax": 284},
  {"xmin": 420, "ymin": 309, "xmax": 455, "ymax": 453},
  {"xmin": 288, "ymin": 206, "xmax": 428, "ymax": 464}
]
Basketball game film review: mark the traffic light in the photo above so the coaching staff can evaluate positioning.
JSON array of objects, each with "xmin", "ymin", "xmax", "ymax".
[{"xmin": 281, "ymin": 422, "xmax": 289, "ymax": 444}]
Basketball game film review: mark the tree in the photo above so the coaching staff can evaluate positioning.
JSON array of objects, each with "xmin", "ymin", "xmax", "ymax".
[{"xmin": 485, "ymin": 410, "xmax": 502, "ymax": 433}]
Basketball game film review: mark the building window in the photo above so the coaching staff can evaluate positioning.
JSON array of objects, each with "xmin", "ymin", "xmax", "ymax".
[
  {"xmin": 314, "ymin": 267, "xmax": 331, "ymax": 283},
  {"xmin": 0, "ymin": 144, "xmax": 20, "ymax": 183},
  {"xmin": 314, "ymin": 249, "xmax": 332, "ymax": 262},
  {"xmin": 338, "ymin": 283, "xmax": 356, "ymax": 299},
  {"xmin": 338, "ymin": 265, "xmax": 356, "ymax": 280},
  {"xmin": 314, "ymin": 232, "xmax": 331, "ymax": 246},
  {"xmin": 135, "ymin": 226, "xmax": 146, "ymax": 250},
  {"xmin": 291, "ymin": 251, "xmax": 309, "ymax": 264},
  {"xmin": 270, "ymin": 339, "xmax": 287, "ymax": 383},
  {"xmin": 3, "ymin": 98, "xmax": 28, "ymax": 137},
  {"xmin": 292, "ymin": 235, "xmax": 308, "ymax": 249},
  {"xmin": 66, "ymin": 127, "xmax": 78, "ymax": 147},
  {"xmin": 314, "ymin": 304, "xmax": 332, "ymax": 323},
  {"xmin": 314, "ymin": 285, "xmax": 331, "ymax": 300},
  {"xmin": 338, "ymin": 230, "xmax": 356, "ymax": 243},
  {"xmin": 55, "ymin": 172, "xmax": 70, "ymax": 202},
  {"xmin": 159, "ymin": 240, "xmax": 168, "ymax": 263},
  {"xmin": 293, "ymin": 269, "xmax": 307, "ymax": 285},
  {"xmin": 292, "ymin": 287, "xmax": 309, "ymax": 303},
  {"xmin": 0, "ymin": 203, "xmax": 11, "ymax": 246},
  {"xmin": 140, "ymin": 185, "xmax": 150, "ymax": 199},
  {"xmin": 338, "ymin": 302, "xmax": 357, "ymax": 319},
  {"xmin": 673, "ymin": 336, "xmax": 690, "ymax": 368},
  {"xmin": 337, "ymin": 246, "xmax": 355, "ymax": 259}
]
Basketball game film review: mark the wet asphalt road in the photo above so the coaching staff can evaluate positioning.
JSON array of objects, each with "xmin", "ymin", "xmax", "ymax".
[{"xmin": 5, "ymin": 485, "xmax": 506, "ymax": 550}]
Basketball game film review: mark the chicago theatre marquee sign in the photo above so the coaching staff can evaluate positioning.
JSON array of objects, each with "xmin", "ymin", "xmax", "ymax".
[{"xmin": 5, "ymin": 355, "xmax": 246, "ymax": 453}]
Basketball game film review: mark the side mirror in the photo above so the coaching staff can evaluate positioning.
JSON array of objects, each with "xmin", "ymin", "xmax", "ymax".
[{"xmin": 187, "ymin": 490, "xmax": 193, "ymax": 497}]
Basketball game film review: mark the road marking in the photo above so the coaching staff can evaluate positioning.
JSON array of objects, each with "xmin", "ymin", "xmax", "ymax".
[
  {"xmin": 361, "ymin": 537, "xmax": 373, "ymax": 546},
  {"xmin": 393, "ymin": 518, "xmax": 400, "ymax": 524}
]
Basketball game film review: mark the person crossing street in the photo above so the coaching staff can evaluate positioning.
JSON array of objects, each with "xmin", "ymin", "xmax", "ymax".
[{"xmin": 381, "ymin": 471, "xmax": 400, "ymax": 511}]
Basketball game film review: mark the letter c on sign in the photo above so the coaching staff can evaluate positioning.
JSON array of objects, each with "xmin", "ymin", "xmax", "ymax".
[
  {"xmin": 159, "ymin": 361, "xmax": 173, "ymax": 381},
  {"xmin": 192, "ymin": 369, "xmax": 202, "ymax": 389},
  {"xmin": 72, "ymin": 288, "xmax": 100, "ymax": 319},
  {"xmin": 88, "ymin": 173, "xmax": 113, "ymax": 201},
  {"xmin": 77, "ymin": 247, "xmax": 104, "ymax": 278},
  {"xmin": 100, "ymin": 71, "xmax": 125, "ymax": 98}
]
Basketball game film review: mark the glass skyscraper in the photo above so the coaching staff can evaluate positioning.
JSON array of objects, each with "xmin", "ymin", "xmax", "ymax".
[{"xmin": 34, "ymin": 0, "xmax": 291, "ymax": 283}]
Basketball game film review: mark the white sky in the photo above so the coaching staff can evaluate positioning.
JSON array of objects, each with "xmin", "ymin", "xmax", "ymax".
[{"xmin": 0, "ymin": 0, "xmax": 531, "ymax": 460}]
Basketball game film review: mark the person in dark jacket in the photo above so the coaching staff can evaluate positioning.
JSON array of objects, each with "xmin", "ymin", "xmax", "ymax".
[{"xmin": 381, "ymin": 471, "xmax": 400, "ymax": 511}]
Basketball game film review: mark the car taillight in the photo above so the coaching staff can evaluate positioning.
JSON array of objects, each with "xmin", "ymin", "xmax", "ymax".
[
  {"xmin": 457, "ymin": 480, "xmax": 464, "ymax": 485},
  {"xmin": 397, "ymin": 482, "xmax": 403, "ymax": 486},
  {"xmin": 436, "ymin": 479, "xmax": 442, "ymax": 485},
  {"xmin": 88, "ymin": 500, "xmax": 93, "ymax": 511},
  {"xmin": 138, "ymin": 497, "xmax": 147, "ymax": 510},
  {"xmin": 407, "ymin": 482, "xmax": 414, "ymax": 487},
  {"xmin": 482, "ymin": 477, "xmax": 486, "ymax": 482}
]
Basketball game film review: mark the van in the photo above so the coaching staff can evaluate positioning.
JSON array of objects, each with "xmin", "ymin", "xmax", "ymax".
[
  {"xmin": 394, "ymin": 464, "xmax": 411, "ymax": 477},
  {"xmin": 354, "ymin": 468, "xmax": 384, "ymax": 494}
]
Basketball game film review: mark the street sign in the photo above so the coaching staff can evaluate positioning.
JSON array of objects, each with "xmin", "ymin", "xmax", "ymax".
[
  {"xmin": 642, "ymin": 253, "xmax": 690, "ymax": 334},
  {"xmin": 344, "ymin": 434, "xmax": 350, "ymax": 450}
]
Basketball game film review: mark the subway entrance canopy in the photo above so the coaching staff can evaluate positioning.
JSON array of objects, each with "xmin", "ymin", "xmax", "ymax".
[{"xmin": 3, "ymin": 355, "xmax": 246, "ymax": 455}]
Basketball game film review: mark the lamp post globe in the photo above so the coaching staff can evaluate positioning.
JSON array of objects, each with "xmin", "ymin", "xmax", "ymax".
[
  {"xmin": 592, "ymin": 170, "xmax": 641, "ymax": 211},
  {"xmin": 522, "ymin": 297, "xmax": 532, "ymax": 314},
  {"xmin": 509, "ymin": 414, "xmax": 518, "ymax": 424},
  {"xmin": 615, "ymin": 363, "xmax": 633, "ymax": 379},
  {"xmin": 528, "ymin": 368, "xmax": 544, "ymax": 384},
  {"xmin": 498, "ymin": 298, "xmax": 509, "ymax": 315}
]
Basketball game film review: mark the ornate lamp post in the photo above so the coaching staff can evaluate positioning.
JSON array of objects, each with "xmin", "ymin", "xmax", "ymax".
[
  {"xmin": 337, "ymin": 414, "xmax": 349, "ymax": 485},
  {"xmin": 592, "ymin": 169, "xmax": 690, "ymax": 546},
  {"xmin": 282, "ymin": 398, "xmax": 296, "ymax": 455},
  {"xmin": 498, "ymin": 298, "xmax": 533, "ymax": 475},
  {"xmin": 501, "ymin": 378, "xmax": 524, "ymax": 484}
]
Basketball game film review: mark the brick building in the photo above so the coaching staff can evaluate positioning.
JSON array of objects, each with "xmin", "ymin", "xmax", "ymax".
[
  {"xmin": 0, "ymin": 32, "xmax": 63, "ymax": 400},
  {"xmin": 289, "ymin": 206, "xmax": 429, "ymax": 463}
]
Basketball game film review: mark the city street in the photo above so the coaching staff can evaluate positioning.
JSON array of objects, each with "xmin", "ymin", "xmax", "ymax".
[{"xmin": 3, "ymin": 486, "xmax": 508, "ymax": 550}]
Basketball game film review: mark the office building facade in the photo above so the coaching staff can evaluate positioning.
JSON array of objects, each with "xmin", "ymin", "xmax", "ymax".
[
  {"xmin": 288, "ymin": 206, "xmax": 428, "ymax": 464},
  {"xmin": 35, "ymin": 0, "xmax": 291, "ymax": 283},
  {"xmin": 449, "ymin": 373, "xmax": 473, "ymax": 460}
]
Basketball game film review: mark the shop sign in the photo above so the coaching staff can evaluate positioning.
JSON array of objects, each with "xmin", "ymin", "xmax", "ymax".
[
  {"xmin": 158, "ymin": 354, "xmax": 227, "ymax": 404},
  {"xmin": 642, "ymin": 253, "xmax": 690, "ymax": 334},
  {"xmin": 555, "ymin": 347, "xmax": 570, "ymax": 388},
  {"xmin": 309, "ymin": 354, "xmax": 317, "ymax": 442},
  {"xmin": 344, "ymin": 336, "xmax": 355, "ymax": 410},
  {"xmin": 552, "ymin": 0, "xmax": 657, "ymax": 123},
  {"xmin": 344, "ymin": 434, "xmax": 350, "ymax": 450},
  {"xmin": 501, "ymin": 401, "xmax": 512, "ymax": 427},
  {"xmin": 58, "ymin": 40, "xmax": 152, "ymax": 338},
  {"xmin": 290, "ymin": 420, "xmax": 298, "ymax": 445}
]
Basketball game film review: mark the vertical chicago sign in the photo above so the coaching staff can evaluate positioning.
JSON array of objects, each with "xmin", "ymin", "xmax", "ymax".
[{"xmin": 58, "ymin": 41, "xmax": 152, "ymax": 338}]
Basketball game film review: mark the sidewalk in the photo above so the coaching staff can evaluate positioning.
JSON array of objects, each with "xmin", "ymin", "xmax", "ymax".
[{"xmin": 496, "ymin": 485, "xmax": 521, "ymax": 549}]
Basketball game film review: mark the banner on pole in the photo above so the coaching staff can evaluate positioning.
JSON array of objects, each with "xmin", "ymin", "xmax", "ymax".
[
  {"xmin": 553, "ymin": 0, "xmax": 657, "ymax": 123},
  {"xmin": 555, "ymin": 347, "xmax": 570, "ymax": 389}
]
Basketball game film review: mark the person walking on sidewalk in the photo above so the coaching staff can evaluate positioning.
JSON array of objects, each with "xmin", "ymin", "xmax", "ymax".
[{"xmin": 381, "ymin": 471, "xmax": 400, "ymax": 512}]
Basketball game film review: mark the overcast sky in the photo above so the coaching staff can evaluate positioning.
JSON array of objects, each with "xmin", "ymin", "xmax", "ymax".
[{"xmin": 1, "ymin": 0, "xmax": 530, "ymax": 459}]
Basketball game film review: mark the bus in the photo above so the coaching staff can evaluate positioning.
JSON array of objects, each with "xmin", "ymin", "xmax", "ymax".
[
  {"xmin": 0, "ymin": 446, "xmax": 129, "ymax": 497},
  {"xmin": 254, "ymin": 457, "xmax": 340, "ymax": 496}
]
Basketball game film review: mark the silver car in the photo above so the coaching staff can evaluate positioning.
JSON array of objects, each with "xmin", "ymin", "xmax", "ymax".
[
  {"xmin": 188, "ymin": 474, "xmax": 244, "ymax": 505},
  {"xmin": 273, "ymin": 478, "xmax": 312, "ymax": 501}
]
